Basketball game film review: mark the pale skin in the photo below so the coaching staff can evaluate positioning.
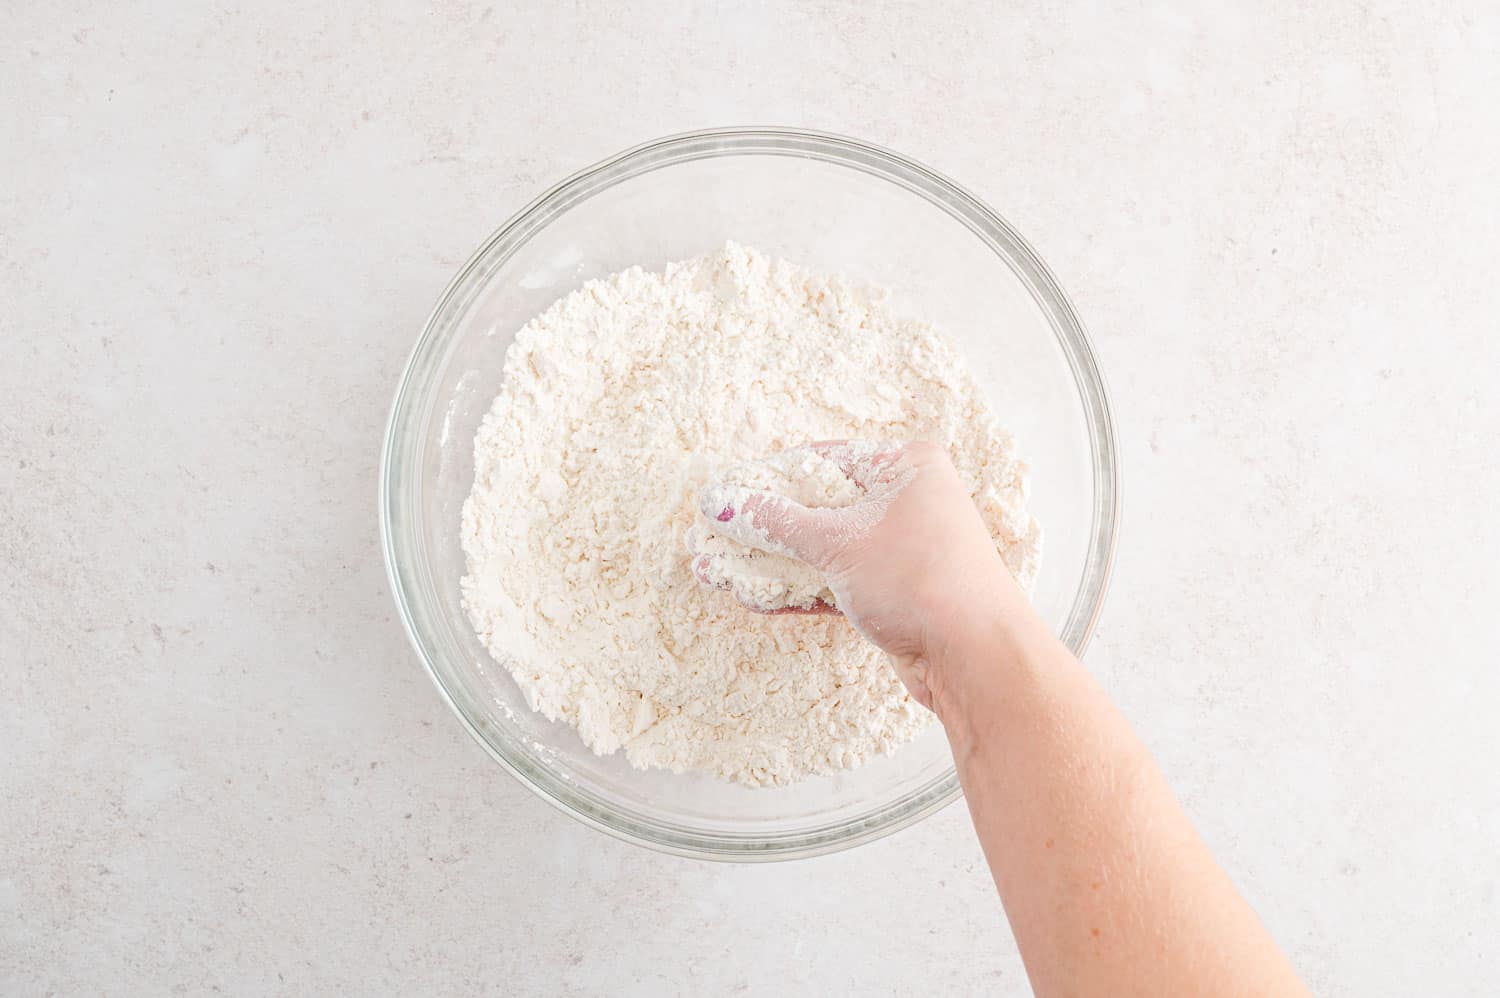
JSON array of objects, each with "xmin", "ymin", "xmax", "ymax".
[{"xmin": 695, "ymin": 441, "xmax": 1308, "ymax": 998}]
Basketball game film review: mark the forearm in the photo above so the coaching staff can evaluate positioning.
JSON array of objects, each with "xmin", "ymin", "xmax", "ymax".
[
  {"xmin": 694, "ymin": 439, "xmax": 1304, "ymax": 993},
  {"xmin": 931, "ymin": 600, "xmax": 1307, "ymax": 998}
]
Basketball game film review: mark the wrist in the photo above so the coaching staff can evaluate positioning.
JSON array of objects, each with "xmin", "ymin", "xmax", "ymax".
[{"xmin": 922, "ymin": 580, "xmax": 1050, "ymax": 742}]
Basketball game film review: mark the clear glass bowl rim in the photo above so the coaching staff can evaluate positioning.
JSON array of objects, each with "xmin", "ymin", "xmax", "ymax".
[{"xmin": 379, "ymin": 126, "xmax": 1120, "ymax": 862}]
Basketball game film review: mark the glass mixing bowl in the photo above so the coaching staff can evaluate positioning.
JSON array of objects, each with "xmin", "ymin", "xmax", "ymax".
[{"xmin": 380, "ymin": 128, "xmax": 1119, "ymax": 860}]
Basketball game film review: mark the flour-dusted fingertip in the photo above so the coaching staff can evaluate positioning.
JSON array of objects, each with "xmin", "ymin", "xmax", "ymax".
[
  {"xmin": 691, "ymin": 554, "xmax": 717, "ymax": 586},
  {"xmin": 697, "ymin": 483, "xmax": 735, "ymax": 523}
]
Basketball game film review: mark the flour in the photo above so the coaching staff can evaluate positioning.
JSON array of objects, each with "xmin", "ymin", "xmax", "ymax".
[{"xmin": 460, "ymin": 243, "xmax": 1041, "ymax": 786}]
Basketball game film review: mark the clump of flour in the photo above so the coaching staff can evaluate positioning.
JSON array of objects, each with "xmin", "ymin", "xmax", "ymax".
[{"xmin": 460, "ymin": 243, "xmax": 1041, "ymax": 786}]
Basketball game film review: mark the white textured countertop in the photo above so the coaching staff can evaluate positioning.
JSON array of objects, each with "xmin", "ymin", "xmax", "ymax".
[{"xmin": 5, "ymin": 2, "xmax": 1498, "ymax": 994}]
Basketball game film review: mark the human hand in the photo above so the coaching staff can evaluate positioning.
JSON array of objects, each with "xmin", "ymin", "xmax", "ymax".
[{"xmin": 690, "ymin": 440, "xmax": 1025, "ymax": 710}]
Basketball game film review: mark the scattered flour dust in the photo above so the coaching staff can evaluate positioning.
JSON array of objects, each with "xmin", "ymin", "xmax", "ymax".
[{"xmin": 460, "ymin": 243, "xmax": 1041, "ymax": 786}]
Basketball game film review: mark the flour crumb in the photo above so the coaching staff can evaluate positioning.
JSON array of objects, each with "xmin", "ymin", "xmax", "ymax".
[{"xmin": 460, "ymin": 243, "xmax": 1041, "ymax": 786}]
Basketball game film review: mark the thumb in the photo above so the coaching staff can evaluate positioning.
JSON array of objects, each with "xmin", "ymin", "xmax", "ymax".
[{"xmin": 698, "ymin": 484, "xmax": 841, "ymax": 568}]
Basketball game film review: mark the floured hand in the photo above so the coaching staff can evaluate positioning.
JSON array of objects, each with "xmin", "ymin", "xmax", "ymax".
[{"xmin": 687, "ymin": 440, "xmax": 1025, "ymax": 709}]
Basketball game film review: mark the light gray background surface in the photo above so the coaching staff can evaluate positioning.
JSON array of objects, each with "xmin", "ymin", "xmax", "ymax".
[{"xmin": 4, "ymin": 2, "xmax": 1497, "ymax": 994}]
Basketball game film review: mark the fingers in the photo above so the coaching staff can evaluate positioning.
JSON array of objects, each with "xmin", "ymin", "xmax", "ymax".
[
  {"xmin": 694, "ymin": 440, "xmax": 913, "ymax": 568},
  {"xmin": 697, "ymin": 485, "xmax": 839, "ymax": 568}
]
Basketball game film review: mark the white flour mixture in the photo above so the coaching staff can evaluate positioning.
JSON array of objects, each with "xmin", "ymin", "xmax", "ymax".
[{"xmin": 461, "ymin": 244, "xmax": 1040, "ymax": 786}]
